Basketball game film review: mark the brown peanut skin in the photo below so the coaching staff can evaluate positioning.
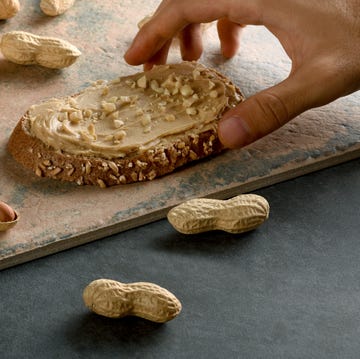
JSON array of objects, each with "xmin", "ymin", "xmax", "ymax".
[
  {"xmin": 0, "ymin": 201, "xmax": 19, "ymax": 231},
  {"xmin": 83, "ymin": 279, "xmax": 182, "ymax": 323}
]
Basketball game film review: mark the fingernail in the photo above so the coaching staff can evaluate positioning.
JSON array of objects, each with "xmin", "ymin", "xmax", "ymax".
[{"xmin": 218, "ymin": 116, "xmax": 252, "ymax": 148}]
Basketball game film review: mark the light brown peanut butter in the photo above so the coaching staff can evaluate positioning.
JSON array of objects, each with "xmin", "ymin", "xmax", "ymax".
[{"xmin": 28, "ymin": 62, "xmax": 240, "ymax": 159}]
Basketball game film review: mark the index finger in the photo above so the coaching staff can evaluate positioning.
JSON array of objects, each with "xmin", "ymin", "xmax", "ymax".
[
  {"xmin": 124, "ymin": 0, "xmax": 258, "ymax": 65},
  {"xmin": 124, "ymin": 8, "xmax": 187, "ymax": 66}
]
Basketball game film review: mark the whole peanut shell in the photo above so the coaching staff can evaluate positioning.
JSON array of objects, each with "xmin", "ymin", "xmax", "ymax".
[
  {"xmin": 40, "ymin": 0, "xmax": 75, "ymax": 16},
  {"xmin": 0, "ymin": 31, "xmax": 81, "ymax": 69},
  {"xmin": 83, "ymin": 279, "xmax": 182, "ymax": 323},
  {"xmin": 167, "ymin": 194, "xmax": 270, "ymax": 234},
  {"xmin": 0, "ymin": 0, "xmax": 20, "ymax": 19}
]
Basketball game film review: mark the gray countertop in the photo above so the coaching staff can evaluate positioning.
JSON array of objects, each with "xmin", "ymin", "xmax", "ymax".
[{"xmin": 1, "ymin": 158, "xmax": 360, "ymax": 359}]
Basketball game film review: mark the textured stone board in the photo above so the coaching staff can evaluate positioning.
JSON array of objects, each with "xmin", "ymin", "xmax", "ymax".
[{"xmin": 0, "ymin": 0, "xmax": 359, "ymax": 269}]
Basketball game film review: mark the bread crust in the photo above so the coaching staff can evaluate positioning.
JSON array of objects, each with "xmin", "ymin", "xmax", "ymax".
[{"xmin": 7, "ymin": 63, "xmax": 244, "ymax": 187}]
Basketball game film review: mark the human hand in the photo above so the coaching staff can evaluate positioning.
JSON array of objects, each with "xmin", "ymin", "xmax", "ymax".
[{"xmin": 125, "ymin": 0, "xmax": 360, "ymax": 148}]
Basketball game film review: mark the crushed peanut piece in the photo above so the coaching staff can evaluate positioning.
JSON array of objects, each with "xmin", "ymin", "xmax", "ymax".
[
  {"xmin": 141, "ymin": 114, "xmax": 152, "ymax": 127},
  {"xmin": 180, "ymin": 84, "xmax": 194, "ymax": 97},
  {"xmin": 58, "ymin": 112, "xmax": 68, "ymax": 122},
  {"xmin": 186, "ymin": 107, "xmax": 198, "ymax": 116},
  {"xmin": 113, "ymin": 119, "xmax": 124, "ymax": 128},
  {"xmin": 110, "ymin": 111, "xmax": 120, "ymax": 120},
  {"xmin": 165, "ymin": 114, "xmax": 176, "ymax": 122},
  {"xmin": 113, "ymin": 130, "xmax": 126, "ymax": 141},
  {"xmin": 125, "ymin": 79, "xmax": 136, "ymax": 88},
  {"xmin": 80, "ymin": 131, "xmax": 95, "ymax": 142},
  {"xmin": 209, "ymin": 90, "xmax": 218, "ymax": 98},
  {"xmin": 69, "ymin": 110, "xmax": 83, "ymax": 123},
  {"xmin": 101, "ymin": 101, "xmax": 117, "ymax": 113},
  {"xmin": 137, "ymin": 75, "xmax": 147, "ymax": 89},
  {"xmin": 193, "ymin": 69, "xmax": 201, "ymax": 80},
  {"xmin": 208, "ymin": 80, "xmax": 216, "ymax": 90},
  {"xmin": 150, "ymin": 79, "xmax": 164, "ymax": 94},
  {"xmin": 101, "ymin": 86, "xmax": 109, "ymax": 96},
  {"xmin": 83, "ymin": 109, "xmax": 93, "ymax": 118},
  {"xmin": 118, "ymin": 96, "xmax": 132, "ymax": 105},
  {"xmin": 108, "ymin": 96, "xmax": 118, "ymax": 103},
  {"xmin": 88, "ymin": 124, "xmax": 96, "ymax": 137}
]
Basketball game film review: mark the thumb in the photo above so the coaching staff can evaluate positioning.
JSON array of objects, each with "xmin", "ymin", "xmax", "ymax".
[
  {"xmin": 218, "ymin": 63, "xmax": 340, "ymax": 148},
  {"xmin": 218, "ymin": 87, "xmax": 290, "ymax": 148}
]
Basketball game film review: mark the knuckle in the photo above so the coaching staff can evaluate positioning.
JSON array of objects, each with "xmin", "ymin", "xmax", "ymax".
[{"xmin": 252, "ymin": 91, "xmax": 290, "ymax": 130}]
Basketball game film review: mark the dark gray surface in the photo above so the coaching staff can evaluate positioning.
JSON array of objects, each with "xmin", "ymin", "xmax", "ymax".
[{"xmin": 0, "ymin": 158, "xmax": 360, "ymax": 359}]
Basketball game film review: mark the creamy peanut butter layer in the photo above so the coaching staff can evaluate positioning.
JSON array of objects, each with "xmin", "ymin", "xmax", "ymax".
[{"xmin": 28, "ymin": 62, "xmax": 240, "ymax": 159}]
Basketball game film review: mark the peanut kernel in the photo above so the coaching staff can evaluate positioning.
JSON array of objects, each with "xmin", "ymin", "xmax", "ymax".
[
  {"xmin": 141, "ymin": 114, "xmax": 152, "ymax": 126},
  {"xmin": 113, "ymin": 119, "xmax": 124, "ymax": 128},
  {"xmin": 165, "ymin": 114, "xmax": 176, "ymax": 122},
  {"xmin": 180, "ymin": 84, "xmax": 194, "ymax": 97},
  {"xmin": 186, "ymin": 107, "xmax": 198, "ymax": 116},
  {"xmin": 114, "ymin": 130, "xmax": 126, "ymax": 141},
  {"xmin": 101, "ymin": 101, "xmax": 117, "ymax": 113},
  {"xmin": 137, "ymin": 75, "xmax": 147, "ymax": 89},
  {"xmin": 209, "ymin": 90, "xmax": 218, "ymax": 98},
  {"xmin": 69, "ymin": 110, "xmax": 83, "ymax": 122}
]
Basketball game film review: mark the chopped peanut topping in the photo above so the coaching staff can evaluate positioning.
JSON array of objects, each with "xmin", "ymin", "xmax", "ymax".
[
  {"xmin": 101, "ymin": 101, "xmax": 117, "ymax": 113},
  {"xmin": 113, "ymin": 119, "xmax": 124, "ymax": 128},
  {"xmin": 209, "ymin": 90, "xmax": 218, "ymax": 98},
  {"xmin": 186, "ymin": 107, "xmax": 198, "ymax": 116},
  {"xmin": 69, "ymin": 110, "xmax": 83, "ymax": 122},
  {"xmin": 137, "ymin": 75, "xmax": 147, "ymax": 89},
  {"xmin": 113, "ymin": 130, "xmax": 126, "ymax": 142},
  {"xmin": 141, "ymin": 114, "xmax": 152, "ymax": 127},
  {"xmin": 28, "ymin": 62, "xmax": 240, "ymax": 160},
  {"xmin": 180, "ymin": 84, "xmax": 194, "ymax": 97},
  {"xmin": 165, "ymin": 114, "xmax": 176, "ymax": 122}
]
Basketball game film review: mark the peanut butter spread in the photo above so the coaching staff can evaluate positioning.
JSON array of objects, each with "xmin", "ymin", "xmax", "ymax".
[{"xmin": 28, "ymin": 62, "xmax": 241, "ymax": 159}]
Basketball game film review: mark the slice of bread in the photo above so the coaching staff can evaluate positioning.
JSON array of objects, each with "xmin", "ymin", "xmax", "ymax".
[{"xmin": 8, "ymin": 62, "xmax": 244, "ymax": 187}]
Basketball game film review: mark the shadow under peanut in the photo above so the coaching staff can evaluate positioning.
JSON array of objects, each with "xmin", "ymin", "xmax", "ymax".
[
  {"xmin": 0, "ymin": 58, "xmax": 63, "ymax": 83},
  {"xmin": 65, "ymin": 312, "xmax": 166, "ymax": 350}
]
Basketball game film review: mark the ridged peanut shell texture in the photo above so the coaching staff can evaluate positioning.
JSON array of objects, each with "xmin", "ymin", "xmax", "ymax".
[
  {"xmin": 0, "ymin": 0, "xmax": 20, "ymax": 19},
  {"xmin": 0, "ymin": 31, "xmax": 81, "ymax": 69},
  {"xmin": 167, "ymin": 194, "xmax": 270, "ymax": 234},
  {"xmin": 40, "ymin": 0, "xmax": 75, "ymax": 16},
  {"xmin": 83, "ymin": 279, "xmax": 182, "ymax": 323}
]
